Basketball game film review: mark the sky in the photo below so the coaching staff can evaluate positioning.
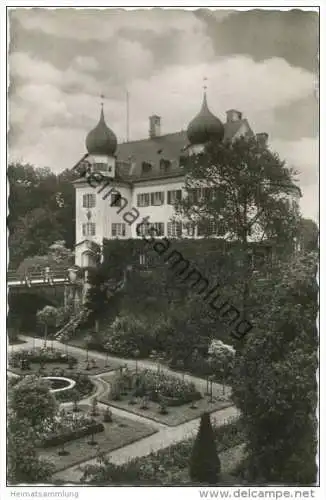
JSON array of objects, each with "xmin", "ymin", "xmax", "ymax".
[{"xmin": 8, "ymin": 8, "xmax": 319, "ymax": 221}]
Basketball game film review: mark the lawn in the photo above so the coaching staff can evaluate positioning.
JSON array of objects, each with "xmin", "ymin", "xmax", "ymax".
[
  {"xmin": 38, "ymin": 404, "xmax": 157, "ymax": 473},
  {"xmin": 99, "ymin": 372, "xmax": 232, "ymax": 426}
]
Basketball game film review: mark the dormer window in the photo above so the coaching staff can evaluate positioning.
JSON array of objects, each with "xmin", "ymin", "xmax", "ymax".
[
  {"xmin": 142, "ymin": 161, "xmax": 152, "ymax": 174},
  {"xmin": 160, "ymin": 158, "xmax": 171, "ymax": 172},
  {"xmin": 93, "ymin": 162, "xmax": 107, "ymax": 173},
  {"xmin": 179, "ymin": 155, "xmax": 187, "ymax": 168}
]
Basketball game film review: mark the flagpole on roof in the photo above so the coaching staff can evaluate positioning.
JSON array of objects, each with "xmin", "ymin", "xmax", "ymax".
[{"xmin": 126, "ymin": 89, "xmax": 130, "ymax": 142}]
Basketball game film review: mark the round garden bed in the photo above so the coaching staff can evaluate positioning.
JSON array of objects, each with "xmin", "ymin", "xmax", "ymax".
[{"xmin": 42, "ymin": 376, "xmax": 76, "ymax": 393}]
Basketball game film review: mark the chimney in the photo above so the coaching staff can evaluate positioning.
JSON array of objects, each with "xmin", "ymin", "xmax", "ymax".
[
  {"xmin": 149, "ymin": 115, "xmax": 161, "ymax": 138},
  {"xmin": 226, "ymin": 109, "xmax": 242, "ymax": 123},
  {"xmin": 256, "ymin": 132, "xmax": 269, "ymax": 146}
]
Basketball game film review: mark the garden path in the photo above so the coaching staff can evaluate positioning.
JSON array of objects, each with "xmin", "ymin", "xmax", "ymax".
[
  {"xmin": 10, "ymin": 335, "xmax": 239, "ymax": 483},
  {"xmin": 15, "ymin": 335, "xmax": 232, "ymax": 398}
]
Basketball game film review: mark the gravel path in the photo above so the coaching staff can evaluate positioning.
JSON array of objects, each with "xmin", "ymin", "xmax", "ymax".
[{"xmin": 10, "ymin": 335, "xmax": 240, "ymax": 484}]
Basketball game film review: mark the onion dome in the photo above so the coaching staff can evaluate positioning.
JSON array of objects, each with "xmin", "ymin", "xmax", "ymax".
[
  {"xmin": 86, "ymin": 106, "xmax": 117, "ymax": 156},
  {"xmin": 187, "ymin": 92, "xmax": 224, "ymax": 145}
]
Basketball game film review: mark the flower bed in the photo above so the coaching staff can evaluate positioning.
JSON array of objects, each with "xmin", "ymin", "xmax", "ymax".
[
  {"xmin": 53, "ymin": 373, "xmax": 94, "ymax": 403},
  {"xmin": 112, "ymin": 369, "xmax": 201, "ymax": 406},
  {"xmin": 9, "ymin": 347, "xmax": 77, "ymax": 368},
  {"xmin": 38, "ymin": 411, "xmax": 104, "ymax": 448}
]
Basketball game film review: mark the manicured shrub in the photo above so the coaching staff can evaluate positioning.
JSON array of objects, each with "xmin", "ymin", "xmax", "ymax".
[
  {"xmin": 105, "ymin": 314, "xmax": 156, "ymax": 358},
  {"xmin": 189, "ymin": 412, "xmax": 221, "ymax": 484}
]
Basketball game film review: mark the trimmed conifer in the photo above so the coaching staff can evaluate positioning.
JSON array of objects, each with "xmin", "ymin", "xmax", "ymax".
[{"xmin": 189, "ymin": 412, "xmax": 221, "ymax": 484}]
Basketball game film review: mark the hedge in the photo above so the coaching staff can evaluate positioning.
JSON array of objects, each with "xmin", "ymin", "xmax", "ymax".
[{"xmin": 38, "ymin": 422, "xmax": 104, "ymax": 448}]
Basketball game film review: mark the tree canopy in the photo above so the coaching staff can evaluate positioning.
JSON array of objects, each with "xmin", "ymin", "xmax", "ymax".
[
  {"xmin": 232, "ymin": 252, "xmax": 318, "ymax": 484},
  {"xmin": 8, "ymin": 162, "xmax": 77, "ymax": 268}
]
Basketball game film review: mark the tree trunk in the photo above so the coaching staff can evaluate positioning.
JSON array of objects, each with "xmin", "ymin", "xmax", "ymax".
[{"xmin": 44, "ymin": 324, "xmax": 48, "ymax": 348}]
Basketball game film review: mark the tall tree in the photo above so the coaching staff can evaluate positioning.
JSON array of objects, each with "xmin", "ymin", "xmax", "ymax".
[
  {"xmin": 177, "ymin": 137, "xmax": 301, "ymax": 318},
  {"xmin": 8, "ymin": 163, "xmax": 77, "ymax": 267},
  {"xmin": 297, "ymin": 218, "xmax": 319, "ymax": 252},
  {"xmin": 232, "ymin": 253, "xmax": 318, "ymax": 484}
]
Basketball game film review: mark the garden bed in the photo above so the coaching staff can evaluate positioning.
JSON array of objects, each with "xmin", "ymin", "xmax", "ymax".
[
  {"xmin": 8, "ymin": 347, "xmax": 120, "ymax": 376},
  {"xmin": 9, "ymin": 372, "xmax": 95, "ymax": 403},
  {"xmin": 78, "ymin": 418, "xmax": 245, "ymax": 485},
  {"xmin": 39, "ymin": 422, "xmax": 104, "ymax": 448},
  {"xmin": 100, "ymin": 370, "xmax": 232, "ymax": 426},
  {"xmin": 39, "ymin": 405, "xmax": 157, "ymax": 473}
]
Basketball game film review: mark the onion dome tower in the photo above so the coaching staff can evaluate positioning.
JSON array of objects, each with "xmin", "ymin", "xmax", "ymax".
[
  {"xmin": 86, "ymin": 104, "xmax": 117, "ymax": 156},
  {"xmin": 85, "ymin": 97, "xmax": 117, "ymax": 177},
  {"xmin": 187, "ymin": 90, "xmax": 224, "ymax": 148}
]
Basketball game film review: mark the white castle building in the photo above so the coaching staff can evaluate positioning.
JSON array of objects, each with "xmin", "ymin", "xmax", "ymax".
[{"xmin": 73, "ymin": 91, "xmax": 297, "ymax": 268}]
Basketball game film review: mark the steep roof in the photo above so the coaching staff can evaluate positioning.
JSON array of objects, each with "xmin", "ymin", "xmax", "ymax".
[
  {"xmin": 116, "ymin": 131, "xmax": 188, "ymax": 180},
  {"xmin": 116, "ymin": 119, "xmax": 253, "ymax": 181},
  {"xmin": 73, "ymin": 119, "xmax": 254, "ymax": 185}
]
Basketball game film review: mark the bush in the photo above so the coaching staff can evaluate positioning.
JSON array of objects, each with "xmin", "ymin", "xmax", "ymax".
[
  {"xmin": 9, "ymin": 347, "xmax": 77, "ymax": 368},
  {"xmin": 105, "ymin": 313, "xmax": 157, "ymax": 358},
  {"xmin": 112, "ymin": 369, "xmax": 202, "ymax": 406},
  {"xmin": 10, "ymin": 375, "xmax": 57, "ymax": 427},
  {"xmin": 189, "ymin": 412, "xmax": 221, "ymax": 484},
  {"xmin": 39, "ymin": 421, "xmax": 104, "ymax": 448}
]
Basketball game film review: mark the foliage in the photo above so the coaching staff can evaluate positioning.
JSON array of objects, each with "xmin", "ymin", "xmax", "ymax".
[
  {"xmin": 51, "ymin": 373, "xmax": 95, "ymax": 403},
  {"xmin": 8, "ymin": 163, "xmax": 77, "ymax": 268},
  {"xmin": 189, "ymin": 412, "xmax": 221, "ymax": 484},
  {"xmin": 105, "ymin": 313, "xmax": 156, "ymax": 357},
  {"xmin": 9, "ymin": 347, "xmax": 77, "ymax": 367},
  {"xmin": 37, "ymin": 410, "xmax": 103, "ymax": 447},
  {"xmin": 232, "ymin": 253, "xmax": 318, "ymax": 484},
  {"xmin": 81, "ymin": 418, "xmax": 242, "ymax": 484},
  {"xmin": 10, "ymin": 374, "xmax": 58, "ymax": 428},
  {"xmin": 15, "ymin": 242, "xmax": 74, "ymax": 279},
  {"xmin": 36, "ymin": 305, "xmax": 59, "ymax": 343},
  {"xmin": 177, "ymin": 137, "xmax": 300, "ymax": 246},
  {"xmin": 54, "ymin": 373, "xmax": 94, "ymax": 403},
  {"xmin": 112, "ymin": 368, "xmax": 201, "ymax": 405},
  {"xmin": 7, "ymin": 412, "xmax": 55, "ymax": 484},
  {"xmin": 297, "ymin": 218, "xmax": 318, "ymax": 252},
  {"xmin": 208, "ymin": 339, "xmax": 236, "ymax": 384}
]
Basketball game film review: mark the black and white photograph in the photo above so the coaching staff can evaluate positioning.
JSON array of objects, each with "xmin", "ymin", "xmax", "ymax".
[{"xmin": 3, "ymin": 3, "xmax": 321, "ymax": 496}]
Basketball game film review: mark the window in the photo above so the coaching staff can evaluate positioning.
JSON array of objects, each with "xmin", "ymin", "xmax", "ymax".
[
  {"xmin": 93, "ymin": 163, "xmax": 106, "ymax": 172},
  {"xmin": 111, "ymin": 223, "xmax": 126, "ymax": 237},
  {"xmin": 160, "ymin": 158, "xmax": 171, "ymax": 172},
  {"xmin": 137, "ymin": 223, "xmax": 153, "ymax": 237},
  {"xmin": 82, "ymin": 222, "xmax": 96, "ymax": 236},
  {"xmin": 187, "ymin": 188, "xmax": 202, "ymax": 204},
  {"xmin": 167, "ymin": 190, "xmax": 182, "ymax": 205},
  {"xmin": 142, "ymin": 161, "xmax": 152, "ymax": 173},
  {"xmin": 152, "ymin": 222, "xmax": 165, "ymax": 236},
  {"xmin": 137, "ymin": 193, "xmax": 150, "ymax": 207},
  {"xmin": 139, "ymin": 253, "xmax": 147, "ymax": 266},
  {"xmin": 83, "ymin": 193, "xmax": 96, "ymax": 208},
  {"xmin": 111, "ymin": 192, "xmax": 121, "ymax": 207},
  {"xmin": 183, "ymin": 222, "xmax": 196, "ymax": 237},
  {"xmin": 167, "ymin": 221, "xmax": 182, "ymax": 238},
  {"xmin": 150, "ymin": 191, "xmax": 164, "ymax": 206},
  {"xmin": 198, "ymin": 220, "xmax": 217, "ymax": 237}
]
